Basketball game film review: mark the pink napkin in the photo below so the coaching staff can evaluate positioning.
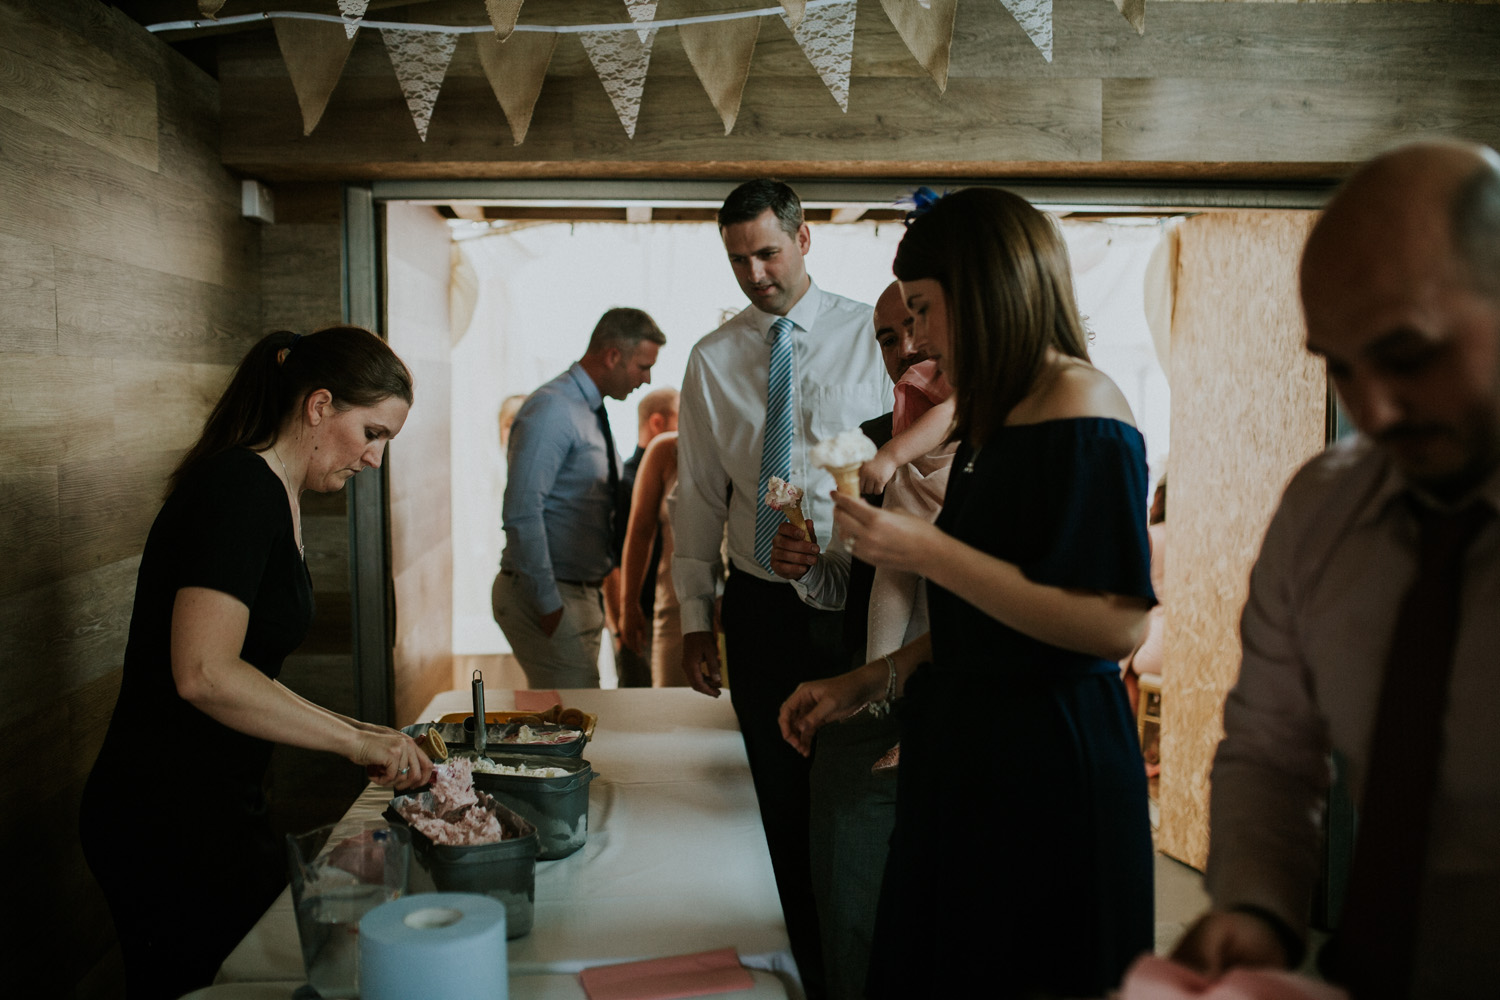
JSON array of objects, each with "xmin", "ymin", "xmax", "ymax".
[
  {"xmin": 579, "ymin": 948, "xmax": 754, "ymax": 1000},
  {"xmin": 1121, "ymin": 955, "xmax": 1348, "ymax": 1000},
  {"xmin": 514, "ymin": 689, "xmax": 562, "ymax": 711}
]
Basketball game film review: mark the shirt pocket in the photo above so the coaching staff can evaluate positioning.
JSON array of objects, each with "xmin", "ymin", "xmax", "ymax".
[{"xmin": 804, "ymin": 382, "xmax": 889, "ymax": 445}]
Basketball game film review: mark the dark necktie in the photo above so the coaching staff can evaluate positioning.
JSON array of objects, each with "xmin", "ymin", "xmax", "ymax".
[
  {"xmin": 1327, "ymin": 498, "xmax": 1493, "ymax": 998},
  {"xmin": 595, "ymin": 405, "xmax": 623, "ymax": 561}
]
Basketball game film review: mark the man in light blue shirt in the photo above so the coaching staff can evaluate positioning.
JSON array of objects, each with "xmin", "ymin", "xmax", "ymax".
[{"xmin": 493, "ymin": 307, "xmax": 665, "ymax": 688}]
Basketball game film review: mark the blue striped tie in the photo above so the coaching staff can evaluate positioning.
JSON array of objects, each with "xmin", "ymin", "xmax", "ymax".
[{"xmin": 755, "ymin": 317, "xmax": 795, "ymax": 572}]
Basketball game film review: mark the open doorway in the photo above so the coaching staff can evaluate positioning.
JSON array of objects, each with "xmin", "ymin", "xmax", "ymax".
[{"xmin": 379, "ymin": 197, "xmax": 1175, "ymax": 718}]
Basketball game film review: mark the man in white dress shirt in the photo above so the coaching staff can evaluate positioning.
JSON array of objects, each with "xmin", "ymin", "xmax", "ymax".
[
  {"xmin": 1172, "ymin": 142, "xmax": 1500, "ymax": 996},
  {"xmin": 673, "ymin": 180, "xmax": 887, "ymax": 998}
]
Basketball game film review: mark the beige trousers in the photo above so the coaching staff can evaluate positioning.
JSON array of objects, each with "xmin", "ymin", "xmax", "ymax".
[{"xmin": 492, "ymin": 570, "xmax": 604, "ymax": 689}]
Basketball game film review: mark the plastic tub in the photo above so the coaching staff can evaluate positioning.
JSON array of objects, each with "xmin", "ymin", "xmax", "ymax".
[
  {"xmin": 384, "ymin": 795, "xmax": 538, "ymax": 939},
  {"xmin": 468, "ymin": 754, "xmax": 595, "ymax": 860},
  {"xmin": 403, "ymin": 721, "xmax": 588, "ymax": 758}
]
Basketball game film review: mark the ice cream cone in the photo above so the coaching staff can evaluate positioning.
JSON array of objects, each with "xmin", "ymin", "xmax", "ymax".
[
  {"xmin": 832, "ymin": 464, "xmax": 862, "ymax": 497},
  {"xmin": 783, "ymin": 504, "xmax": 811, "ymax": 541}
]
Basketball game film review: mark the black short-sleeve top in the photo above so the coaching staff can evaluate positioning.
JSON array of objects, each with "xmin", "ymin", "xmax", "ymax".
[{"xmin": 103, "ymin": 448, "xmax": 314, "ymax": 786}]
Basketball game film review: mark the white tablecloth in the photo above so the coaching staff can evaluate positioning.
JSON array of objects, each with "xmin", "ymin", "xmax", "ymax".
[{"xmin": 216, "ymin": 688, "xmax": 795, "ymax": 999}]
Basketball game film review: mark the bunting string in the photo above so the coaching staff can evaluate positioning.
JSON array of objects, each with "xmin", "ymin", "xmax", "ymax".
[{"xmin": 148, "ymin": 1, "xmax": 1146, "ymax": 143}]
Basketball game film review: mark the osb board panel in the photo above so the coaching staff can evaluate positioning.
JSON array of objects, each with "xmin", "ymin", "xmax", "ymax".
[
  {"xmin": 386, "ymin": 203, "xmax": 454, "ymax": 728},
  {"xmin": 1104, "ymin": 78, "xmax": 1500, "ymax": 162},
  {"xmin": 213, "ymin": 0, "xmax": 1500, "ymax": 178},
  {"xmin": 1156, "ymin": 211, "xmax": 1327, "ymax": 871}
]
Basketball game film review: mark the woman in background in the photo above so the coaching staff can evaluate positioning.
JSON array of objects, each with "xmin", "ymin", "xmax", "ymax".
[
  {"xmin": 780, "ymin": 189, "xmax": 1156, "ymax": 996},
  {"xmin": 619, "ymin": 430, "xmax": 686, "ymax": 685},
  {"xmin": 80, "ymin": 326, "xmax": 433, "ymax": 1000}
]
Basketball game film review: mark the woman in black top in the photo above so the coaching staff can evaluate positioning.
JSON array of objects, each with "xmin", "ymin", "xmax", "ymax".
[
  {"xmin": 80, "ymin": 326, "xmax": 434, "ymax": 1000},
  {"xmin": 779, "ymin": 190, "xmax": 1156, "ymax": 996}
]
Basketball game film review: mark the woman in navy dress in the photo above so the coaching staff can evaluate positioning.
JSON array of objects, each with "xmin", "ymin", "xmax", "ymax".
[{"xmin": 780, "ymin": 188, "xmax": 1156, "ymax": 997}]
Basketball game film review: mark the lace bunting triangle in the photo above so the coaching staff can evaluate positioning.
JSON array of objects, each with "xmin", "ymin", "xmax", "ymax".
[
  {"xmin": 381, "ymin": 28, "xmax": 460, "ymax": 141},
  {"xmin": 338, "ymin": 0, "xmax": 368, "ymax": 39},
  {"xmin": 580, "ymin": 28, "xmax": 657, "ymax": 139},
  {"xmin": 273, "ymin": 16, "xmax": 358, "ymax": 135},
  {"xmin": 624, "ymin": 0, "xmax": 659, "ymax": 45},
  {"xmin": 999, "ymin": 0, "xmax": 1053, "ymax": 63},
  {"xmin": 782, "ymin": 0, "xmax": 856, "ymax": 113},
  {"xmin": 475, "ymin": 30, "xmax": 559, "ymax": 145},
  {"xmin": 879, "ymin": 0, "xmax": 957, "ymax": 92}
]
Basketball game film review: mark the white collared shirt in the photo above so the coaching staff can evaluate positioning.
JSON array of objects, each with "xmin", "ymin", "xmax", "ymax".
[{"xmin": 673, "ymin": 280, "xmax": 887, "ymax": 634}]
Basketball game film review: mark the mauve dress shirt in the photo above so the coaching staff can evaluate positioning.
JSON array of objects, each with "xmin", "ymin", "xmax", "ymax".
[
  {"xmin": 673, "ymin": 281, "xmax": 887, "ymax": 635},
  {"xmin": 1208, "ymin": 433, "xmax": 1500, "ymax": 994},
  {"xmin": 500, "ymin": 363, "xmax": 617, "ymax": 615}
]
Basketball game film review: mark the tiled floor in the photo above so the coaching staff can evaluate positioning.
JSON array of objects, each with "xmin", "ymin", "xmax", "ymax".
[{"xmin": 1153, "ymin": 851, "xmax": 1211, "ymax": 955}]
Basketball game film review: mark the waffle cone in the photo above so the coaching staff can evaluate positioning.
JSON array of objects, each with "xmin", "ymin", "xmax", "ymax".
[
  {"xmin": 832, "ymin": 464, "xmax": 862, "ymax": 497},
  {"xmin": 782, "ymin": 504, "xmax": 810, "ymax": 541}
]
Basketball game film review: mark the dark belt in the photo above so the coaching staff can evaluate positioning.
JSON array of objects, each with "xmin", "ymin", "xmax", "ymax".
[{"xmin": 501, "ymin": 569, "xmax": 604, "ymax": 589}]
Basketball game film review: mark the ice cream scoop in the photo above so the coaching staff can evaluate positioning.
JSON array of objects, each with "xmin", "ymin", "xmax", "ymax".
[
  {"xmin": 810, "ymin": 430, "xmax": 878, "ymax": 497},
  {"xmin": 764, "ymin": 476, "xmax": 810, "ymax": 540}
]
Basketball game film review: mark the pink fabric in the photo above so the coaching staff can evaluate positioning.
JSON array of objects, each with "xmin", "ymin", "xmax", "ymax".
[
  {"xmin": 1121, "ymin": 955, "xmax": 1349, "ymax": 1000},
  {"xmin": 515, "ymin": 689, "xmax": 562, "ymax": 711},
  {"xmin": 891, "ymin": 359, "xmax": 952, "ymax": 435},
  {"xmin": 579, "ymin": 947, "xmax": 754, "ymax": 1000}
]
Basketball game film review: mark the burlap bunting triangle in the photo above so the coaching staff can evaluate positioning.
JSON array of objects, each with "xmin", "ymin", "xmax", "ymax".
[
  {"xmin": 679, "ymin": 13, "xmax": 760, "ymax": 134},
  {"xmin": 879, "ymin": 0, "xmax": 956, "ymax": 92},
  {"xmin": 580, "ymin": 28, "xmax": 657, "ymax": 139},
  {"xmin": 273, "ymin": 17, "xmax": 358, "ymax": 135},
  {"xmin": 485, "ymin": 0, "xmax": 526, "ymax": 41},
  {"xmin": 999, "ymin": 0, "xmax": 1053, "ymax": 63},
  {"xmin": 783, "ymin": 0, "xmax": 856, "ymax": 113},
  {"xmin": 1113, "ymin": 0, "xmax": 1146, "ymax": 36},
  {"xmin": 381, "ymin": 28, "xmax": 460, "ymax": 141},
  {"xmin": 624, "ymin": 1, "xmax": 659, "ymax": 45},
  {"xmin": 197, "ymin": 0, "xmax": 226, "ymax": 17},
  {"xmin": 780, "ymin": 1, "xmax": 807, "ymax": 30},
  {"xmin": 475, "ymin": 29, "xmax": 559, "ymax": 145}
]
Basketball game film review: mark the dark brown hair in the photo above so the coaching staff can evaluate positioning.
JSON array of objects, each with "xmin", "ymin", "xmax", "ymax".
[
  {"xmin": 893, "ymin": 187, "xmax": 1090, "ymax": 444},
  {"xmin": 718, "ymin": 179, "xmax": 804, "ymax": 239},
  {"xmin": 168, "ymin": 325, "xmax": 413, "ymax": 493}
]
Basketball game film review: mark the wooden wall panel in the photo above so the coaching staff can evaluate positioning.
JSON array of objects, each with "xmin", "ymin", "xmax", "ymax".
[
  {"xmin": 1156, "ymin": 211, "xmax": 1328, "ymax": 871},
  {"xmin": 0, "ymin": 1, "xmax": 158, "ymax": 171},
  {"xmin": 0, "ymin": 231, "xmax": 58, "ymax": 353},
  {"xmin": 211, "ymin": 0, "xmax": 1500, "ymax": 180},
  {"xmin": 1104, "ymin": 78, "xmax": 1500, "ymax": 162},
  {"xmin": 0, "ymin": 1, "xmax": 265, "ymax": 995}
]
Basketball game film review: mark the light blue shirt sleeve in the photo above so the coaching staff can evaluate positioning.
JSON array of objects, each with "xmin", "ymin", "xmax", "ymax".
[{"xmin": 502, "ymin": 392, "xmax": 573, "ymax": 614}]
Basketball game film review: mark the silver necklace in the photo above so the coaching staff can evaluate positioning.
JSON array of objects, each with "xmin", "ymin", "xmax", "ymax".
[{"xmin": 271, "ymin": 446, "xmax": 305, "ymax": 558}]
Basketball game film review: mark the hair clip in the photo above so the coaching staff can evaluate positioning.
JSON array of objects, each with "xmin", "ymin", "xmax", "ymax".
[{"xmin": 896, "ymin": 186, "xmax": 947, "ymax": 226}]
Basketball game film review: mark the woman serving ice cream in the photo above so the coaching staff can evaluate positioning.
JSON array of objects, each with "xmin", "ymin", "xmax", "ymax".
[{"xmin": 79, "ymin": 326, "xmax": 434, "ymax": 1000}]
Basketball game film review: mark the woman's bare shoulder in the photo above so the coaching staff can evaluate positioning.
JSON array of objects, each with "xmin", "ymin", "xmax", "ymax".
[{"xmin": 1019, "ymin": 357, "xmax": 1136, "ymax": 426}]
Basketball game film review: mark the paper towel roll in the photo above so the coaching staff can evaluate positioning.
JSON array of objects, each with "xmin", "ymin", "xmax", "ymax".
[{"xmin": 359, "ymin": 892, "xmax": 508, "ymax": 1000}]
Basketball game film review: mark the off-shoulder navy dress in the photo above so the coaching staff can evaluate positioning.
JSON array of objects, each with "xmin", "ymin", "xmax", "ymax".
[{"xmin": 866, "ymin": 418, "xmax": 1156, "ymax": 998}]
